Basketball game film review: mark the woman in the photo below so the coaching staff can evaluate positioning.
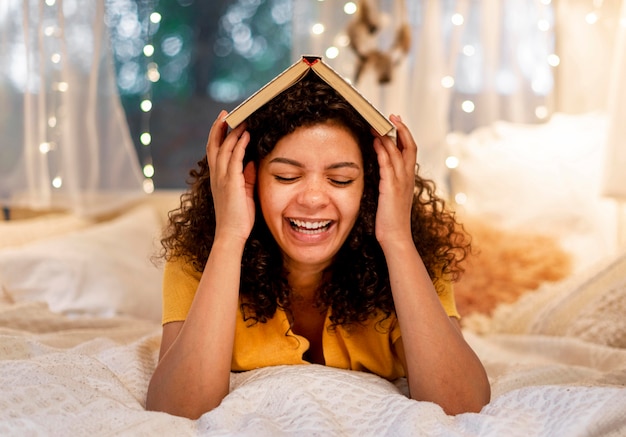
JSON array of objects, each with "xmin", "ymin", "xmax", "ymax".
[{"xmin": 146, "ymin": 73, "xmax": 490, "ymax": 419}]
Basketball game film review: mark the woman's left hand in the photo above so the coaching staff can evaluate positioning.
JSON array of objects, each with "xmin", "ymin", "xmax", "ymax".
[
  {"xmin": 372, "ymin": 114, "xmax": 418, "ymax": 247},
  {"xmin": 373, "ymin": 116, "xmax": 492, "ymax": 414}
]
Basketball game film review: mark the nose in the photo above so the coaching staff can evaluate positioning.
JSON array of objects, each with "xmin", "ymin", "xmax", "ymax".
[{"xmin": 297, "ymin": 177, "xmax": 330, "ymax": 209}]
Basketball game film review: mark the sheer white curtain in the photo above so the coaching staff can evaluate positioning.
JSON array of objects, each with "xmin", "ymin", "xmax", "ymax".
[
  {"xmin": 0, "ymin": 0, "xmax": 144, "ymax": 217},
  {"xmin": 292, "ymin": 0, "xmax": 555, "ymax": 187},
  {"xmin": 600, "ymin": 0, "xmax": 626, "ymax": 200}
]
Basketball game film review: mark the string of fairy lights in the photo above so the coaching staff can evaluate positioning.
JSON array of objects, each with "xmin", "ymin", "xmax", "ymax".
[
  {"xmin": 38, "ymin": 0, "xmax": 159, "ymax": 194},
  {"xmin": 443, "ymin": 0, "xmax": 620, "ymax": 207},
  {"xmin": 41, "ymin": 0, "xmax": 65, "ymax": 192},
  {"xmin": 137, "ymin": 7, "xmax": 163, "ymax": 195},
  {"xmin": 37, "ymin": 0, "xmax": 624, "ymax": 199},
  {"xmin": 307, "ymin": 0, "xmax": 625, "ymax": 206},
  {"xmin": 309, "ymin": 0, "xmax": 548, "ymax": 205}
]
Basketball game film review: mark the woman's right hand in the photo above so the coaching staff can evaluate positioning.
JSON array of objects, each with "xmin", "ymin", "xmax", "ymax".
[
  {"xmin": 147, "ymin": 111, "xmax": 255, "ymax": 419},
  {"xmin": 206, "ymin": 110, "xmax": 256, "ymax": 243}
]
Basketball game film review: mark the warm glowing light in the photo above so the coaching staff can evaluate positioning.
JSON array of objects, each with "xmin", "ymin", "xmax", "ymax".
[
  {"xmin": 55, "ymin": 82, "xmax": 69, "ymax": 92},
  {"xmin": 48, "ymin": 116, "xmax": 57, "ymax": 128},
  {"xmin": 461, "ymin": 100, "xmax": 475, "ymax": 113},
  {"xmin": 547, "ymin": 54, "xmax": 560, "ymax": 67},
  {"xmin": 445, "ymin": 156, "xmax": 460, "ymax": 169},
  {"xmin": 52, "ymin": 177, "xmax": 63, "ymax": 188},
  {"xmin": 143, "ymin": 44, "xmax": 155, "ymax": 57},
  {"xmin": 540, "ymin": 0, "xmax": 551, "ymax": 5},
  {"xmin": 451, "ymin": 13, "xmax": 464, "ymax": 26},
  {"xmin": 150, "ymin": 12, "xmax": 162, "ymax": 24},
  {"xmin": 537, "ymin": 19, "xmax": 550, "ymax": 31},
  {"xmin": 462, "ymin": 45, "xmax": 475, "ymax": 56},
  {"xmin": 44, "ymin": 26, "xmax": 55, "ymax": 37},
  {"xmin": 531, "ymin": 77, "xmax": 547, "ymax": 94},
  {"xmin": 51, "ymin": 53, "xmax": 61, "ymax": 64},
  {"xmin": 147, "ymin": 63, "xmax": 160, "ymax": 82},
  {"xmin": 147, "ymin": 70, "xmax": 160, "ymax": 82},
  {"xmin": 140, "ymin": 99, "xmax": 153, "ymax": 112},
  {"xmin": 344, "ymin": 2, "xmax": 357, "ymax": 15},
  {"xmin": 454, "ymin": 192, "xmax": 468, "ymax": 205},
  {"xmin": 143, "ymin": 164, "xmax": 155, "ymax": 178},
  {"xmin": 312, "ymin": 23, "xmax": 325, "ymax": 35},
  {"xmin": 143, "ymin": 178, "xmax": 155, "ymax": 194},
  {"xmin": 336, "ymin": 33, "xmax": 350, "ymax": 47},
  {"xmin": 441, "ymin": 76, "xmax": 455, "ymax": 88},
  {"xmin": 39, "ymin": 142, "xmax": 53, "ymax": 154},
  {"xmin": 325, "ymin": 46, "xmax": 339, "ymax": 59},
  {"xmin": 535, "ymin": 105, "xmax": 549, "ymax": 119},
  {"xmin": 140, "ymin": 132, "xmax": 152, "ymax": 145},
  {"xmin": 585, "ymin": 12, "xmax": 598, "ymax": 24},
  {"xmin": 45, "ymin": 0, "xmax": 55, "ymax": 5}
]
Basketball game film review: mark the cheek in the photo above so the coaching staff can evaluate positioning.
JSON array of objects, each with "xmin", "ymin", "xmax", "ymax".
[
  {"xmin": 257, "ymin": 178, "xmax": 284, "ymax": 222},
  {"xmin": 341, "ymin": 184, "xmax": 364, "ymax": 223}
]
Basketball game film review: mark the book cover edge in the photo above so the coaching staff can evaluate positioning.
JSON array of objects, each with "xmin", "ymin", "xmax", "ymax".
[{"xmin": 225, "ymin": 55, "xmax": 395, "ymax": 138}]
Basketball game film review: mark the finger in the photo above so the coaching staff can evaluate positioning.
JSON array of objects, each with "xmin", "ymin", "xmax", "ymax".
[
  {"xmin": 226, "ymin": 130, "xmax": 250, "ymax": 176},
  {"xmin": 214, "ymin": 121, "xmax": 248, "ymax": 176},
  {"xmin": 376, "ymin": 131, "xmax": 407, "ymax": 182},
  {"xmin": 373, "ymin": 137, "xmax": 395, "ymax": 185},
  {"xmin": 389, "ymin": 114, "xmax": 418, "ymax": 176},
  {"xmin": 207, "ymin": 110, "xmax": 229, "ymax": 166}
]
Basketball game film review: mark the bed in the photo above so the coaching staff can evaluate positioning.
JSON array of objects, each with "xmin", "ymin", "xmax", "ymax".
[{"xmin": 1, "ymin": 113, "xmax": 625, "ymax": 436}]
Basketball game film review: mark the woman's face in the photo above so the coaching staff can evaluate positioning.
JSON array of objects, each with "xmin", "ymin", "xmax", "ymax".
[{"xmin": 257, "ymin": 122, "xmax": 365, "ymax": 272}]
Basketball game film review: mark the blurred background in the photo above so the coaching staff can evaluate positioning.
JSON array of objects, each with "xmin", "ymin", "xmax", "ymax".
[{"xmin": 1, "ymin": 0, "xmax": 624, "ymax": 252}]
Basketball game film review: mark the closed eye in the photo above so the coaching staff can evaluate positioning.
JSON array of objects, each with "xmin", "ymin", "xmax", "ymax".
[
  {"xmin": 274, "ymin": 175, "xmax": 300, "ymax": 183},
  {"xmin": 329, "ymin": 178, "xmax": 354, "ymax": 186}
]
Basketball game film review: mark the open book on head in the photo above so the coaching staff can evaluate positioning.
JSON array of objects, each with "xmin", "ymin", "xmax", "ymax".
[{"xmin": 224, "ymin": 55, "xmax": 396, "ymax": 138}]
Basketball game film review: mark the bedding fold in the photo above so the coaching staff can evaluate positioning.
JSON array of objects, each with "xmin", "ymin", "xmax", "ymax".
[{"xmin": 0, "ymin": 300, "xmax": 624, "ymax": 436}]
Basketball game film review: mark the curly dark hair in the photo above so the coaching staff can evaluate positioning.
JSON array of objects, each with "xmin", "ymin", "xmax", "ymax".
[{"xmin": 160, "ymin": 71, "xmax": 471, "ymax": 328}]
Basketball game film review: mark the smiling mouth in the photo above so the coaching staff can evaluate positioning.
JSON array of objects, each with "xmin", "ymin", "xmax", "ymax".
[{"xmin": 288, "ymin": 219, "xmax": 333, "ymax": 234}]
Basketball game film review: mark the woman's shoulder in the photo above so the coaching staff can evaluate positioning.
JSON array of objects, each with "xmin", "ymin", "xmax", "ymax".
[{"xmin": 164, "ymin": 255, "xmax": 202, "ymax": 283}]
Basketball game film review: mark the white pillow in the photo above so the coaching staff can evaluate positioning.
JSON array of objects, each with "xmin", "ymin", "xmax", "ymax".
[
  {"xmin": 447, "ymin": 113, "xmax": 619, "ymax": 270},
  {"xmin": 0, "ymin": 205, "xmax": 164, "ymax": 322},
  {"xmin": 448, "ymin": 113, "xmax": 609, "ymax": 229}
]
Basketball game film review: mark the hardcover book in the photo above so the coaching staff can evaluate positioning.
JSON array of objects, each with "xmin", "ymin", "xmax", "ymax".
[{"xmin": 224, "ymin": 55, "xmax": 395, "ymax": 138}]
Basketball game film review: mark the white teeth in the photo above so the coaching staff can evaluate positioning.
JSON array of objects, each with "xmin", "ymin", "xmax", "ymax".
[{"xmin": 289, "ymin": 219, "xmax": 331, "ymax": 232}]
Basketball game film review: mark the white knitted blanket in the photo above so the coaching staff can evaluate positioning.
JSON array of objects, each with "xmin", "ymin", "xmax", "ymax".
[{"xmin": 0, "ymin": 300, "xmax": 624, "ymax": 436}]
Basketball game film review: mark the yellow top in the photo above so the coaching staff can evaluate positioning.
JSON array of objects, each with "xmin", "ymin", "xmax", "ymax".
[{"xmin": 161, "ymin": 256, "xmax": 460, "ymax": 380}]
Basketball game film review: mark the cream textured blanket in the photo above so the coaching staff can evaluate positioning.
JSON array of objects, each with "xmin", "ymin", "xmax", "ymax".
[{"xmin": 0, "ymin": 300, "xmax": 624, "ymax": 436}]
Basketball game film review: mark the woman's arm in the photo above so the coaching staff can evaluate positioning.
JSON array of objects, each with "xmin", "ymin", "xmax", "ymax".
[
  {"xmin": 373, "ymin": 115, "xmax": 490, "ymax": 415},
  {"xmin": 384, "ymin": 242, "xmax": 490, "ymax": 414},
  {"xmin": 145, "ymin": 238, "xmax": 245, "ymax": 418},
  {"xmin": 145, "ymin": 112, "xmax": 256, "ymax": 419}
]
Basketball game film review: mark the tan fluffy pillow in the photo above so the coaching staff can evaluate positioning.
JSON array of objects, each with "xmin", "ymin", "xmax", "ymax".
[{"xmin": 454, "ymin": 218, "xmax": 572, "ymax": 317}]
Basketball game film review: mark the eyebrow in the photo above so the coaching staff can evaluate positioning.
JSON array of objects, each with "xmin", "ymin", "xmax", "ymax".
[{"xmin": 268, "ymin": 157, "xmax": 361, "ymax": 170}]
